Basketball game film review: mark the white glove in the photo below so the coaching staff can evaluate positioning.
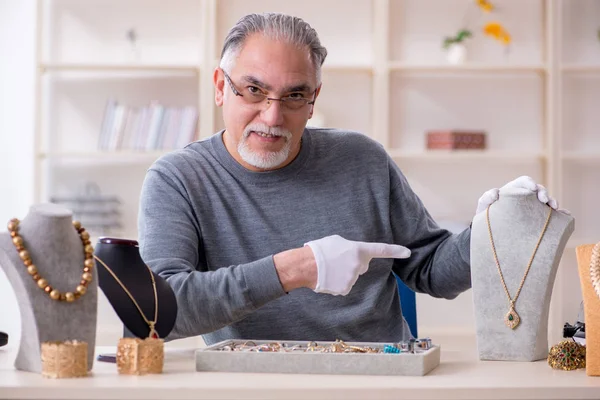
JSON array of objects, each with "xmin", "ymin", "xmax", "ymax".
[
  {"xmin": 475, "ymin": 175, "xmax": 570, "ymax": 215},
  {"xmin": 304, "ymin": 235, "xmax": 411, "ymax": 296}
]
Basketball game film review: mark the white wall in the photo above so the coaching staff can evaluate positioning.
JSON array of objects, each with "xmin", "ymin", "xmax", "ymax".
[{"xmin": 0, "ymin": 0, "xmax": 36, "ymax": 347}]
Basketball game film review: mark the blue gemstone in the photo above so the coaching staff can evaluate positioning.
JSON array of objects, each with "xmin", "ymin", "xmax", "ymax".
[{"xmin": 383, "ymin": 345, "xmax": 400, "ymax": 354}]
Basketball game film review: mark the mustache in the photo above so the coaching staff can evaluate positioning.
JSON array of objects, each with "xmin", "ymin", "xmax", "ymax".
[{"xmin": 243, "ymin": 123, "xmax": 292, "ymax": 139}]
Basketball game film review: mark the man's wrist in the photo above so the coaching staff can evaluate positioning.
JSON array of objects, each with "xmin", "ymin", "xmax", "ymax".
[{"xmin": 273, "ymin": 246, "xmax": 317, "ymax": 292}]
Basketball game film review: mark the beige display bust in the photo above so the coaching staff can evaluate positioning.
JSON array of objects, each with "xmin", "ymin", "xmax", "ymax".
[
  {"xmin": 576, "ymin": 244, "xmax": 600, "ymax": 376},
  {"xmin": 470, "ymin": 187, "xmax": 574, "ymax": 361},
  {"xmin": 0, "ymin": 204, "xmax": 98, "ymax": 372}
]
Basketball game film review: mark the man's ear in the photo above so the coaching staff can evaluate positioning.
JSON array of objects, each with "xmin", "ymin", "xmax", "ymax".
[
  {"xmin": 214, "ymin": 68, "xmax": 225, "ymax": 107},
  {"xmin": 308, "ymin": 84, "xmax": 322, "ymax": 119}
]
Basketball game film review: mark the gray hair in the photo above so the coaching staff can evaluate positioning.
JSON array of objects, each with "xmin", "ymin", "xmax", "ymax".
[{"xmin": 219, "ymin": 13, "xmax": 328, "ymax": 84}]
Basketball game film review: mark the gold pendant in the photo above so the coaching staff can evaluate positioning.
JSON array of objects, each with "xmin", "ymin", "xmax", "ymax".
[
  {"xmin": 148, "ymin": 322, "xmax": 159, "ymax": 339},
  {"xmin": 504, "ymin": 306, "xmax": 520, "ymax": 329}
]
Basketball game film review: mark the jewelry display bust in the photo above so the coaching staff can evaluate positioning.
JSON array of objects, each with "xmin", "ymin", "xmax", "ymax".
[
  {"xmin": 0, "ymin": 203, "xmax": 98, "ymax": 372},
  {"xmin": 470, "ymin": 187, "xmax": 574, "ymax": 361},
  {"xmin": 576, "ymin": 243, "xmax": 600, "ymax": 376},
  {"xmin": 94, "ymin": 238, "xmax": 177, "ymax": 339}
]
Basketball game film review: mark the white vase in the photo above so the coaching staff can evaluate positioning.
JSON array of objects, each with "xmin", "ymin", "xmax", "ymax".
[{"xmin": 446, "ymin": 43, "xmax": 467, "ymax": 65}]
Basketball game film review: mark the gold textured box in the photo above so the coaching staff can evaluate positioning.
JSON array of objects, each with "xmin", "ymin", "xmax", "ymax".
[
  {"xmin": 41, "ymin": 340, "xmax": 88, "ymax": 379},
  {"xmin": 117, "ymin": 337, "xmax": 164, "ymax": 375}
]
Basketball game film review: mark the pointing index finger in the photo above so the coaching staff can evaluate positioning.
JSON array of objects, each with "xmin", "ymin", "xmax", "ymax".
[{"xmin": 358, "ymin": 242, "xmax": 411, "ymax": 259}]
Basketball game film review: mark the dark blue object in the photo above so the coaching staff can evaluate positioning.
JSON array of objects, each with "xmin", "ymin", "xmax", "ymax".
[
  {"xmin": 395, "ymin": 274, "xmax": 418, "ymax": 338},
  {"xmin": 0, "ymin": 332, "xmax": 7, "ymax": 347}
]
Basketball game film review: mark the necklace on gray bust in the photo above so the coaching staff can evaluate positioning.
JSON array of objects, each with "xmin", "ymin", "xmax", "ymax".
[{"xmin": 486, "ymin": 204, "xmax": 552, "ymax": 329}]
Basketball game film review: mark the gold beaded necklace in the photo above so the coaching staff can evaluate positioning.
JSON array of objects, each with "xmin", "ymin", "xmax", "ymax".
[
  {"xmin": 7, "ymin": 218, "xmax": 94, "ymax": 302},
  {"xmin": 486, "ymin": 204, "xmax": 552, "ymax": 329}
]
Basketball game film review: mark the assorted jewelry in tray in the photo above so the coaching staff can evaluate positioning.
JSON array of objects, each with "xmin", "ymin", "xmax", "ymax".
[
  {"xmin": 215, "ymin": 338, "xmax": 433, "ymax": 354},
  {"xmin": 198, "ymin": 338, "xmax": 441, "ymax": 375}
]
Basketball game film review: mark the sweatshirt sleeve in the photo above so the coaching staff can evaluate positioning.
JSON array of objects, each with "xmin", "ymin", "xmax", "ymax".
[
  {"xmin": 388, "ymin": 157, "xmax": 472, "ymax": 299},
  {"xmin": 137, "ymin": 164, "xmax": 286, "ymax": 340}
]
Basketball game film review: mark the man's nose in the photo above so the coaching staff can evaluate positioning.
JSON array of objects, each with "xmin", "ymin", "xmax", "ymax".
[{"xmin": 260, "ymin": 98, "xmax": 285, "ymax": 126}]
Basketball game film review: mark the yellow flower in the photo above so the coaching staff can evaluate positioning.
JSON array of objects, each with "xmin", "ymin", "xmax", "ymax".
[
  {"xmin": 483, "ymin": 22, "xmax": 501, "ymax": 37},
  {"xmin": 483, "ymin": 22, "xmax": 511, "ymax": 45},
  {"xmin": 476, "ymin": 0, "xmax": 494, "ymax": 12}
]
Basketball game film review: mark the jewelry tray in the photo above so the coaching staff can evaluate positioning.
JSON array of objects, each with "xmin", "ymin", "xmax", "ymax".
[{"xmin": 195, "ymin": 340, "xmax": 441, "ymax": 376}]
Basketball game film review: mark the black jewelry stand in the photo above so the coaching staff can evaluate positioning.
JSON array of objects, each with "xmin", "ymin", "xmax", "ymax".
[{"xmin": 94, "ymin": 238, "xmax": 177, "ymax": 339}]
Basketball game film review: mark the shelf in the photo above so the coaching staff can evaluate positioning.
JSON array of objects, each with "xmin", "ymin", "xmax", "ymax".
[
  {"xmin": 389, "ymin": 63, "xmax": 547, "ymax": 74},
  {"xmin": 38, "ymin": 151, "xmax": 170, "ymax": 164},
  {"xmin": 561, "ymin": 65, "xmax": 600, "ymax": 73},
  {"xmin": 388, "ymin": 150, "xmax": 545, "ymax": 162},
  {"xmin": 561, "ymin": 152, "xmax": 600, "ymax": 162},
  {"xmin": 40, "ymin": 63, "xmax": 200, "ymax": 75}
]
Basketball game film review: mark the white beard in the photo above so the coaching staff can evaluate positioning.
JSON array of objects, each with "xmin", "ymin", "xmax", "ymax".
[{"xmin": 238, "ymin": 123, "xmax": 293, "ymax": 170}]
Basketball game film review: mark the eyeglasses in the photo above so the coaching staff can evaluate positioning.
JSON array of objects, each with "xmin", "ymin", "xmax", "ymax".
[{"xmin": 223, "ymin": 70, "xmax": 316, "ymax": 112}]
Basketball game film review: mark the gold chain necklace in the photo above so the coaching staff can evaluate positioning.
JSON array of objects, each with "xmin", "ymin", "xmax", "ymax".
[
  {"xmin": 93, "ymin": 255, "xmax": 159, "ymax": 338},
  {"xmin": 486, "ymin": 204, "xmax": 552, "ymax": 329},
  {"xmin": 7, "ymin": 218, "xmax": 94, "ymax": 302},
  {"xmin": 590, "ymin": 242, "xmax": 600, "ymax": 300}
]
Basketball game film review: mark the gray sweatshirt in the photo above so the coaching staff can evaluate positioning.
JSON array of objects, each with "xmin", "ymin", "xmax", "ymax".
[{"xmin": 138, "ymin": 128, "xmax": 471, "ymax": 345}]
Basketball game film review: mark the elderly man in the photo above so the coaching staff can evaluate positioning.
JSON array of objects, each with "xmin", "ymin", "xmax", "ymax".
[{"xmin": 138, "ymin": 13, "xmax": 563, "ymax": 344}]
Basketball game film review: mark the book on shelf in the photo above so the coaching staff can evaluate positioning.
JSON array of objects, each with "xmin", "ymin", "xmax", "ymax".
[
  {"xmin": 50, "ymin": 182, "xmax": 123, "ymax": 237},
  {"xmin": 98, "ymin": 100, "xmax": 199, "ymax": 152}
]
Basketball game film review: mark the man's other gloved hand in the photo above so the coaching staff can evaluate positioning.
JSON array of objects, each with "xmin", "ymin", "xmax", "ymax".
[
  {"xmin": 304, "ymin": 235, "xmax": 411, "ymax": 296},
  {"xmin": 475, "ymin": 175, "xmax": 570, "ymax": 216}
]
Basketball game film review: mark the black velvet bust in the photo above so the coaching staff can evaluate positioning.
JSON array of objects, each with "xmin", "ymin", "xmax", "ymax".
[{"xmin": 94, "ymin": 237, "xmax": 177, "ymax": 339}]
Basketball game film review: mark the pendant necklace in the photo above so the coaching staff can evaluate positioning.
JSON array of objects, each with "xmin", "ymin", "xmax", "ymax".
[
  {"xmin": 486, "ymin": 204, "xmax": 552, "ymax": 329},
  {"xmin": 93, "ymin": 255, "xmax": 159, "ymax": 338}
]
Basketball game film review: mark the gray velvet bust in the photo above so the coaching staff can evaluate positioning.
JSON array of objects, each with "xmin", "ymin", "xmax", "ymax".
[
  {"xmin": 470, "ymin": 187, "xmax": 574, "ymax": 361},
  {"xmin": 0, "ymin": 204, "xmax": 98, "ymax": 372}
]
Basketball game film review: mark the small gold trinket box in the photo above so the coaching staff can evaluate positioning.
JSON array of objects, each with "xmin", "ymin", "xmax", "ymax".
[
  {"xmin": 117, "ymin": 337, "xmax": 164, "ymax": 375},
  {"xmin": 41, "ymin": 340, "xmax": 88, "ymax": 378}
]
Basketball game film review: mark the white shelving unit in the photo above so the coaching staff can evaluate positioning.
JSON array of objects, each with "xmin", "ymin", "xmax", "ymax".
[
  {"xmin": 554, "ymin": 0, "xmax": 600, "ymax": 346},
  {"xmin": 34, "ymin": 0, "xmax": 600, "ymax": 341}
]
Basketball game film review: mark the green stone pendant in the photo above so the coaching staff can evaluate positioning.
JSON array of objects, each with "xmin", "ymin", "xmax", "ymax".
[{"xmin": 505, "ymin": 307, "xmax": 520, "ymax": 329}]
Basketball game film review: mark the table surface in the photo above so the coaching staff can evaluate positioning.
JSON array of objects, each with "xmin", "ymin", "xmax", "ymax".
[{"xmin": 1, "ymin": 336, "xmax": 599, "ymax": 400}]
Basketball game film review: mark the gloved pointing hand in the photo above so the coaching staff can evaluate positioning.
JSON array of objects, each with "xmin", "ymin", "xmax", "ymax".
[{"xmin": 304, "ymin": 235, "xmax": 411, "ymax": 296}]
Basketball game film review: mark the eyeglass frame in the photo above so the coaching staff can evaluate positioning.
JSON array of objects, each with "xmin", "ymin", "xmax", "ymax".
[{"xmin": 222, "ymin": 69, "xmax": 317, "ymax": 111}]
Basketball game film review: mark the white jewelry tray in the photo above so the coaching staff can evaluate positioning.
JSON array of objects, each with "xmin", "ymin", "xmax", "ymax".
[{"xmin": 195, "ymin": 339, "xmax": 441, "ymax": 376}]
